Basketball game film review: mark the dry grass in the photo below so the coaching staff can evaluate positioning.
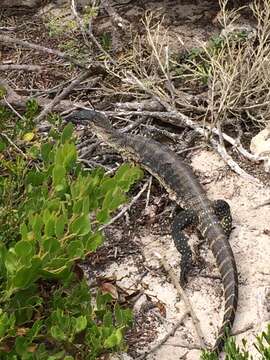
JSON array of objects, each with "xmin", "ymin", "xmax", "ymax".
[
  {"xmin": 113, "ymin": 0, "xmax": 270, "ymax": 130},
  {"xmin": 205, "ymin": 0, "xmax": 270, "ymax": 127}
]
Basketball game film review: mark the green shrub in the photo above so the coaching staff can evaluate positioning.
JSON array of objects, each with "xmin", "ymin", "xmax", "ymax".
[{"xmin": 0, "ymin": 119, "xmax": 143, "ymax": 359}]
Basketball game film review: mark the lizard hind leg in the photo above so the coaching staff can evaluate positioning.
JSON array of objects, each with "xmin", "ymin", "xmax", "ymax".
[
  {"xmin": 171, "ymin": 209, "xmax": 198, "ymax": 286},
  {"xmin": 212, "ymin": 199, "xmax": 232, "ymax": 238}
]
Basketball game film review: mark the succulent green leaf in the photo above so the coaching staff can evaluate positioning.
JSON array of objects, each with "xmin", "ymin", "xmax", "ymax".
[
  {"xmin": 15, "ymin": 336, "xmax": 28, "ymax": 356},
  {"xmin": 102, "ymin": 187, "xmax": 126, "ymax": 212},
  {"xmin": 61, "ymin": 123, "xmax": 74, "ymax": 143},
  {"xmin": 12, "ymin": 265, "xmax": 38, "ymax": 289},
  {"xmin": 43, "ymin": 238, "xmax": 60, "ymax": 254},
  {"xmin": 55, "ymin": 215, "xmax": 66, "ymax": 238},
  {"xmin": 50, "ymin": 325, "xmax": 67, "ymax": 341},
  {"xmin": 85, "ymin": 232, "xmax": 103, "ymax": 251},
  {"xmin": 48, "ymin": 351, "xmax": 66, "ymax": 360},
  {"xmin": 41, "ymin": 141, "xmax": 53, "ymax": 163},
  {"xmin": 14, "ymin": 240, "xmax": 34, "ymax": 259},
  {"xmin": 104, "ymin": 328, "xmax": 123, "ymax": 348},
  {"xmin": 5, "ymin": 251, "xmax": 19, "ymax": 274},
  {"xmin": 52, "ymin": 164, "xmax": 66, "ymax": 187},
  {"xmin": 67, "ymin": 240, "xmax": 84, "ymax": 259},
  {"xmin": 103, "ymin": 311, "xmax": 113, "ymax": 328},
  {"xmin": 0, "ymin": 140, "xmax": 6, "ymax": 152},
  {"xmin": 114, "ymin": 163, "xmax": 143, "ymax": 191},
  {"xmin": 74, "ymin": 315, "xmax": 87, "ymax": 333},
  {"xmin": 44, "ymin": 215, "xmax": 56, "ymax": 237},
  {"xmin": 96, "ymin": 208, "xmax": 109, "ymax": 224},
  {"xmin": 70, "ymin": 215, "xmax": 91, "ymax": 236}
]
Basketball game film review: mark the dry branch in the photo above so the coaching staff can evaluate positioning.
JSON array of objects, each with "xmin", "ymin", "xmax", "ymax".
[
  {"xmin": 0, "ymin": 64, "xmax": 43, "ymax": 71},
  {"xmin": 0, "ymin": 34, "xmax": 106, "ymax": 73},
  {"xmin": 104, "ymin": 109, "xmax": 266, "ymax": 175},
  {"xmin": 154, "ymin": 252, "xmax": 206, "ymax": 349},
  {"xmin": 0, "ymin": 78, "xmax": 85, "ymax": 114},
  {"xmin": 137, "ymin": 310, "xmax": 190, "ymax": 360},
  {"xmin": 34, "ymin": 70, "xmax": 93, "ymax": 123}
]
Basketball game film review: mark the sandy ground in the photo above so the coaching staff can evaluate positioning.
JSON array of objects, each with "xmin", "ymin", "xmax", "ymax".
[
  {"xmin": 104, "ymin": 150, "xmax": 270, "ymax": 360},
  {"xmin": 2, "ymin": 1, "xmax": 269, "ymax": 358}
]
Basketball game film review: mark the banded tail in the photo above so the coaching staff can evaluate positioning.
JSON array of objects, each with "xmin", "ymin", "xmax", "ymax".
[{"xmin": 207, "ymin": 227, "xmax": 238, "ymax": 353}]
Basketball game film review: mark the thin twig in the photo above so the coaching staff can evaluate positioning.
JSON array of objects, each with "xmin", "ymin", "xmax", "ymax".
[
  {"xmin": 231, "ymin": 323, "xmax": 254, "ymax": 336},
  {"xmin": 120, "ymin": 116, "xmax": 147, "ymax": 133},
  {"xmin": 0, "ymin": 133, "xmax": 28, "ymax": 159},
  {"xmin": 137, "ymin": 311, "xmax": 190, "ymax": 360},
  {"xmin": 0, "ymin": 34, "xmax": 106, "ymax": 72},
  {"xmin": 145, "ymin": 176, "xmax": 152, "ymax": 209},
  {"xmin": 3, "ymin": 96, "xmax": 24, "ymax": 120},
  {"xmin": 154, "ymin": 252, "xmax": 206, "ymax": 349},
  {"xmin": 34, "ymin": 70, "xmax": 93, "ymax": 123},
  {"xmin": 99, "ymin": 181, "xmax": 149, "ymax": 231},
  {"xmin": 164, "ymin": 341, "xmax": 202, "ymax": 350},
  {"xmin": 253, "ymin": 199, "xmax": 270, "ymax": 209}
]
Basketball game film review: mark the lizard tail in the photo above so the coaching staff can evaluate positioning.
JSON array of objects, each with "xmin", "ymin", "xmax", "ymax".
[{"xmin": 210, "ymin": 235, "xmax": 238, "ymax": 354}]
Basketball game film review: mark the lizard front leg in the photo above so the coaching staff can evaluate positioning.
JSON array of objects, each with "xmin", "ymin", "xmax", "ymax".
[{"xmin": 171, "ymin": 209, "xmax": 198, "ymax": 286}]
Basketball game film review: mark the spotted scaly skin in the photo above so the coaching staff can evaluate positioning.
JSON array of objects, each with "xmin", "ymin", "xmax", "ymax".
[{"xmin": 66, "ymin": 110, "xmax": 238, "ymax": 354}]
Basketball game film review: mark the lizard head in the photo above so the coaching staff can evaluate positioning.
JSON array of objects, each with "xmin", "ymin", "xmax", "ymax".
[
  {"xmin": 65, "ymin": 109, "xmax": 111, "ymax": 129},
  {"xmin": 64, "ymin": 109, "xmax": 116, "ymax": 143}
]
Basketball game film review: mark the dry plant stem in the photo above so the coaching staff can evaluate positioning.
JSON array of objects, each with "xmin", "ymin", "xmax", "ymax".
[
  {"xmin": 0, "ymin": 64, "xmax": 43, "ymax": 71},
  {"xmin": 79, "ymin": 140, "xmax": 102, "ymax": 159},
  {"xmin": 120, "ymin": 116, "xmax": 147, "ymax": 132},
  {"xmin": 125, "ymin": 74, "xmax": 265, "ymax": 181},
  {"xmin": 231, "ymin": 323, "xmax": 253, "ymax": 336},
  {"xmin": 34, "ymin": 70, "xmax": 93, "ymax": 123},
  {"xmin": 115, "ymin": 100, "xmax": 164, "ymax": 112},
  {"xmin": 70, "ymin": 0, "xmax": 116, "ymax": 65},
  {"xmin": 213, "ymin": 137, "xmax": 260, "ymax": 183},
  {"xmin": 107, "ymin": 110, "xmax": 265, "ymax": 162},
  {"xmin": 154, "ymin": 252, "xmax": 206, "ymax": 349},
  {"xmin": 98, "ymin": 181, "xmax": 149, "ymax": 231},
  {"xmin": 0, "ymin": 78, "xmax": 98, "ymax": 116},
  {"xmin": 164, "ymin": 323, "xmax": 254, "ymax": 350},
  {"xmin": 137, "ymin": 310, "xmax": 190, "ymax": 360},
  {"xmin": 107, "ymin": 110, "xmax": 187, "ymax": 125},
  {"xmin": 145, "ymin": 175, "xmax": 152, "ymax": 209},
  {"xmin": 0, "ymin": 133, "xmax": 27, "ymax": 159},
  {"xmin": 0, "ymin": 34, "xmax": 101, "ymax": 70},
  {"xmin": 3, "ymin": 96, "xmax": 24, "ymax": 120},
  {"xmin": 165, "ymin": 341, "xmax": 201, "ymax": 350},
  {"xmin": 144, "ymin": 18, "xmax": 176, "ymax": 104},
  {"xmin": 253, "ymin": 199, "xmax": 270, "ymax": 209},
  {"xmin": 114, "ymin": 99, "xmax": 261, "ymax": 182}
]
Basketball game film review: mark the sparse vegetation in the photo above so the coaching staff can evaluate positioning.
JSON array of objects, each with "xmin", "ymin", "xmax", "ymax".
[{"xmin": 201, "ymin": 324, "xmax": 270, "ymax": 359}]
